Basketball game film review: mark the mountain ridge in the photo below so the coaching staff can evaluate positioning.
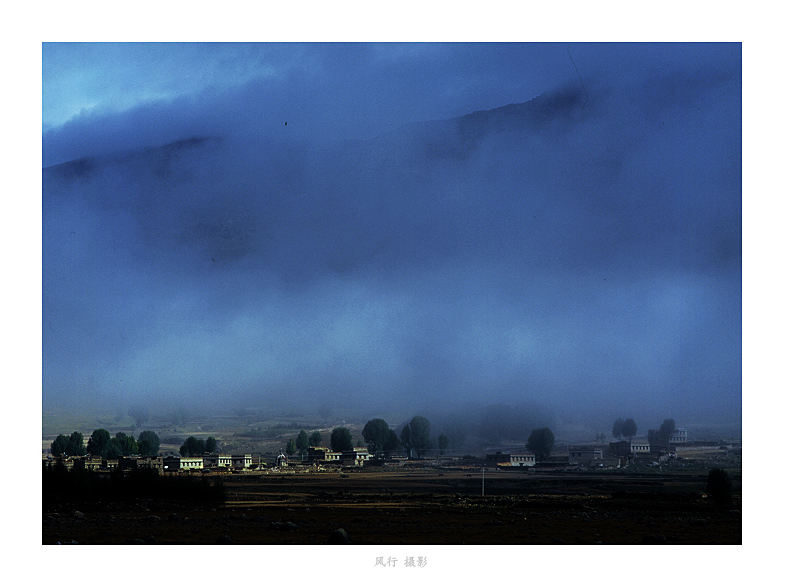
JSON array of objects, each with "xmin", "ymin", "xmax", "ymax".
[{"xmin": 43, "ymin": 84, "xmax": 587, "ymax": 177}]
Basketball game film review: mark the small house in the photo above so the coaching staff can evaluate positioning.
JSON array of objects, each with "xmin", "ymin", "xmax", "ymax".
[{"xmin": 568, "ymin": 447, "xmax": 603, "ymax": 465}]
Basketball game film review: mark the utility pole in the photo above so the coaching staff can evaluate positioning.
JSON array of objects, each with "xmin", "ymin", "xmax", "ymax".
[{"xmin": 482, "ymin": 466, "xmax": 485, "ymax": 497}]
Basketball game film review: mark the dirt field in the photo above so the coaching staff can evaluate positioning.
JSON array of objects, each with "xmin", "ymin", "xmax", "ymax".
[{"xmin": 42, "ymin": 466, "xmax": 741, "ymax": 545}]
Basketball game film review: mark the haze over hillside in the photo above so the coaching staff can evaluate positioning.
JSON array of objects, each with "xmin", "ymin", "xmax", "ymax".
[{"xmin": 42, "ymin": 43, "xmax": 741, "ymax": 435}]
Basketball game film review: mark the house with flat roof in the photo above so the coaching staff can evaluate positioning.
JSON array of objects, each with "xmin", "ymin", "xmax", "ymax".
[
  {"xmin": 340, "ymin": 448, "xmax": 371, "ymax": 467},
  {"xmin": 510, "ymin": 453, "xmax": 535, "ymax": 467},
  {"xmin": 609, "ymin": 439, "xmax": 651, "ymax": 457},
  {"xmin": 568, "ymin": 447, "xmax": 603, "ymax": 465},
  {"xmin": 232, "ymin": 454, "xmax": 253, "ymax": 469},
  {"xmin": 486, "ymin": 451, "xmax": 535, "ymax": 467},
  {"xmin": 308, "ymin": 446, "xmax": 341, "ymax": 463},
  {"xmin": 203, "ymin": 454, "xmax": 234, "ymax": 469}
]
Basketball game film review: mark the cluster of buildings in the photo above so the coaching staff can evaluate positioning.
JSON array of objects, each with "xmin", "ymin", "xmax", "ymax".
[
  {"xmin": 44, "ymin": 428, "xmax": 689, "ymax": 473},
  {"xmin": 485, "ymin": 428, "xmax": 688, "ymax": 470},
  {"xmin": 303, "ymin": 446, "xmax": 371, "ymax": 467},
  {"xmin": 43, "ymin": 445, "xmax": 375, "ymax": 474},
  {"xmin": 43, "ymin": 453, "xmax": 258, "ymax": 473}
]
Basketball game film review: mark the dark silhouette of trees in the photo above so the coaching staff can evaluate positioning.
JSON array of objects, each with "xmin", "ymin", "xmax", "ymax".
[
  {"xmin": 296, "ymin": 430, "xmax": 309, "ymax": 457},
  {"xmin": 43, "ymin": 465, "xmax": 225, "ymax": 506},
  {"xmin": 659, "ymin": 418, "xmax": 676, "ymax": 440},
  {"xmin": 50, "ymin": 432, "xmax": 86, "ymax": 457},
  {"xmin": 137, "ymin": 430, "xmax": 161, "ymax": 456},
  {"xmin": 526, "ymin": 427, "xmax": 555, "ymax": 461},
  {"xmin": 86, "ymin": 429, "xmax": 111, "ymax": 456},
  {"xmin": 308, "ymin": 430, "xmax": 323, "ymax": 447},
  {"xmin": 285, "ymin": 438, "xmax": 296, "ymax": 456},
  {"xmin": 383, "ymin": 429, "xmax": 400, "ymax": 456},
  {"xmin": 70, "ymin": 431, "xmax": 86, "ymax": 456},
  {"xmin": 205, "ymin": 436, "xmax": 217, "ymax": 454},
  {"xmin": 659, "ymin": 418, "xmax": 677, "ymax": 451},
  {"xmin": 362, "ymin": 418, "xmax": 394, "ymax": 455},
  {"xmin": 180, "ymin": 436, "xmax": 206, "ymax": 457},
  {"xmin": 648, "ymin": 418, "xmax": 678, "ymax": 451},
  {"xmin": 50, "ymin": 434, "xmax": 68, "ymax": 457},
  {"xmin": 613, "ymin": 417, "xmax": 637, "ymax": 440},
  {"xmin": 438, "ymin": 433, "xmax": 449, "ymax": 455},
  {"xmin": 403, "ymin": 416, "xmax": 432, "ymax": 458},
  {"xmin": 706, "ymin": 468, "xmax": 732, "ymax": 505},
  {"xmin": 115, "ymin": 432, "xmax": 138, "ymax": 456},
  {"xmin": 330, "ymin": 426, "xmax": 353, "ymax": 453},
  {"xmin": 105, "ymin": 437, "xmax": 123, "ymax": 459}
]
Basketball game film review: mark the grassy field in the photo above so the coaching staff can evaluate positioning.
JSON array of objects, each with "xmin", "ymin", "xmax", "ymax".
[{"xmin": 42, "ymin": 463, "xmax": 741, "ymax": 545}]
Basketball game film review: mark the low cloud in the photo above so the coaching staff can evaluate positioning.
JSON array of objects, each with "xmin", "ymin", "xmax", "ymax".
[{"xmin": 42, "ymin": 44, "xmax": 741, "ymax": 431}]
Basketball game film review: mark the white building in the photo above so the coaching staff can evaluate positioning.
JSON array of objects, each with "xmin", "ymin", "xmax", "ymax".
[
  {"xmin": 180, "ymin": 457, "xmax": 204, "ymax": 470},
  {"xmin": 670, "ymin": 428, "xmax": 687, "ymax": 444},
  {"xmin": 231, "ymin": 454, "xmax": 253, "ymax": 469},
  {"xmin": 510, "ymin": 453, "xmax": 535, "ymax": 467}
]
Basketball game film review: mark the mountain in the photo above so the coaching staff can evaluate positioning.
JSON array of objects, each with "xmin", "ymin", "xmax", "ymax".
[{"xmin": 43, "ymin": 84, "xmax": 587, "ymax": 179}]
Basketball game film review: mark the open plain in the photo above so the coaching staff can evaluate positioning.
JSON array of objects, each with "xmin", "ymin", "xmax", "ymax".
[{"xmin": 42, "ymin": 463, "xmax": 741, "ymax": 545}]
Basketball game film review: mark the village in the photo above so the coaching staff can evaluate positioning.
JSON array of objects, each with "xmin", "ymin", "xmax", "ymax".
[
  {"xmin": 43, "ymin": 425, "xmax": 715, "ymax": 475},
  {"xmin": 42, "ymin": 417, "xmax": 743, "ymax": 546}
]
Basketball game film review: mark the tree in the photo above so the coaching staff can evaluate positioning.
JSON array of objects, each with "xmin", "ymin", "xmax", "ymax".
[
  {"xmin": 115, "ymin": 432, "xmax": 138, "ymax": 456},
  {"xmin": 137, "ymin": 430, "xmax": 160, "ymax": 457},
  {"xmin": 205, "ymin": 436, "xmax": 217, "ymax": 454},
  {"xmin": 526, "ymin": 427, "xmax": 555, "ymax": 461},
  {"xmin": 706, "ymin": 468, "xmax": 732, "ymax": 505},
  {"xmin": 180, "ymin": 436, "xmax": 206, "ymax": 457},
  {"xmin": 308, "ymin": 430, "xmax": 323, "ymax": 447},
  {"xmin": 105, "ymin": 437, "xmax": 123, "ymax": 460},
  {"xmin": 296, "ymin": 430, "xmax": 309, "ymax": 457},
  {"xmin": 408, "ymin": 416, "xmax": 432, "ymax": 458},
  {"xmin": 659, "ymin": 418, "xmax": 676, "ymax": 451},
  {"xmin": 622, "ymin": 418, "xmax": 637, "ymax": 440},
  {"xmin": 659, "ymin": 418, "xmax": 676, "ymax": 439},
  {"xmin": 86, "ymin": 429, "xmax": 111, "ymax": 456},
  {"xmin": 438, "ymin": 433, "xmax": 449, "ymax": 456},
  {"xmin": 383, "ymin": 430, "xmax": 400, "ymax": 457},
  {"xmin": 285, "ymin": 438, "xmax": 296, "ymax": 456},
  {"xmin": 362, "ymin": 418, "xmax": 393, "ymax": 455},
  {"xmin": 66, "ymin": 431, "xmax": 86, "ymax": 456},
  {"xmin": 612, "ymin": 418, "xmax": 625, "ymax": 440},
  {"xmin": 50, "ymin": 434, "xmax": 69, "ymax": 457},
  {"xmin": 330, "ymin": 426, "xmax": 353, "ymax": 453}
]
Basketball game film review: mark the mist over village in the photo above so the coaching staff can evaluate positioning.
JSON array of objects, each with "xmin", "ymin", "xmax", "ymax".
[{"xmin": 41, "ymin": 41, "xmax": 741, "ymax": 554}]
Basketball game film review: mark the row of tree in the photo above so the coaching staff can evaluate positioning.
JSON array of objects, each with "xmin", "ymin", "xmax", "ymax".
[
  {"xmin": 610, "ymin": 417, "xmax": 678, "ymax": 445},
  {"xmin": 50, "ymin": 429, "xmax": 161, "ymax": 459},
  {"xmin": 612, "ymin": 417, "xmax": 638, "ymax": 441},
  {"xmin": 360, "ymin": 416, "xmax": 450, "ymax": 458},
  {"xmin": 285, "ymin": 429, "xmax": 323, "ymax": 458},
  {"xmin": 283, "ymin": 417, "xmax": 452, "ymax": 460},
  {"xmin": 179, "ymin": 436, "xmax": 218, "ymax": 457},
  {"xmin": 283, "ymin": 418, "xmax": 559, "ymax": 462}
]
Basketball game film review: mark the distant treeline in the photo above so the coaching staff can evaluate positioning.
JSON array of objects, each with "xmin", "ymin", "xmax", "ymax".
[{"xmin": 42, "ymin": 462, "xmax": 225, "ymax": 505}]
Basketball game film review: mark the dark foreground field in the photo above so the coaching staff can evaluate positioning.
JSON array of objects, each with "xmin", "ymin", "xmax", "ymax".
[{"xmin": 42, "ymin": 467, "xmax": 741, "ymax": 545}]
